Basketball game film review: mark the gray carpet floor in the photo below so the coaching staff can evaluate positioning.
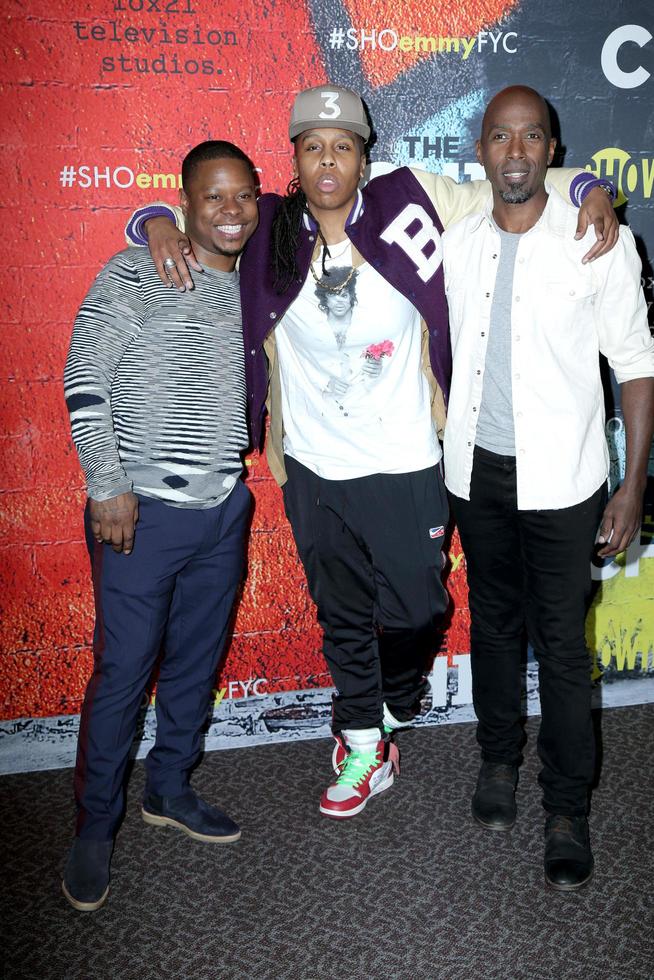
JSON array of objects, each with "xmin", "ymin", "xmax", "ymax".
[{"xmin": 2, "ymin": 703, "xmax": 653, "ymax": 980}]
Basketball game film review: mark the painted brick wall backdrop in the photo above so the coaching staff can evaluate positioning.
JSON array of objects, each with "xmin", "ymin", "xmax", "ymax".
[{"xmin": 1, "ymin": 0, "xmax": 653, "ymax": 773}]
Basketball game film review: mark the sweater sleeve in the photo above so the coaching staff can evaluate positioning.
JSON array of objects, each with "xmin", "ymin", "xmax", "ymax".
[{"xmin": 64, "ymin": 253, "xmax": 144, "ymax": 500}]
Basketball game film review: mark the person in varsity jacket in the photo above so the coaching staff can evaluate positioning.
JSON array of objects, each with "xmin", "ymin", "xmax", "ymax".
[
  {"xmin": 125, "ymin": 85, "xmax": 618, "ymax": 821},
  {"xmin": 62, "ymin": 141, "xmax": 258, "ymax": 912}
]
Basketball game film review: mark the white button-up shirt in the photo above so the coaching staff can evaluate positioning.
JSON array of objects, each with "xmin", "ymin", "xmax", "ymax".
[{"xmin": 443, "ymin": 189, "xmax": 654, "ymax": 510}]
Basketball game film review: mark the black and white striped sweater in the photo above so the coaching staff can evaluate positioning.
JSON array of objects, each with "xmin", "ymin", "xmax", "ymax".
[{"xmin": 64, "ymin": 248, "xmax": 248, "ymax": 508}]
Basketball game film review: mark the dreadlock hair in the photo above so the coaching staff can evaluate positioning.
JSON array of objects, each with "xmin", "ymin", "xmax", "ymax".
[{"xmin": 271, "ymin": 176, "xmax": 333, "ymax": 295}]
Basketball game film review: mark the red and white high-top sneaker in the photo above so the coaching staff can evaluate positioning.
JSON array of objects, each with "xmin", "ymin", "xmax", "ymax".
[
  {"xmin": 330, "ymin": 701, "xmax": 412, "ymax": 773},
  {"xmin": 320, "ymin": 733, "xmax": 400, "ymax": 819}
]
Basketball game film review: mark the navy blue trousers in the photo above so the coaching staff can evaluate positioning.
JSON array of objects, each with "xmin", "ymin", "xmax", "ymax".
[{"xmin": 74, "ymin": 484, "xmax": 251, "ymax": 840}]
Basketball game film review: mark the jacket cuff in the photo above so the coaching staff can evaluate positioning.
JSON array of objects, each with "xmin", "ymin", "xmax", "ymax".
[
  {"xmin": 125, "ymin": 205, "xmax": 177, "ymax": 245},
  {"xmin": 570, "ymin": 172, "xmax": 617, "ymax": 207}
]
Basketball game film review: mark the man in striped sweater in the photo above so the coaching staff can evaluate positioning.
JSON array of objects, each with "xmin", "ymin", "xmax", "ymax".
[{"xmin": 62, "ymin": 140, "xmax": 259, "ymax": 911}]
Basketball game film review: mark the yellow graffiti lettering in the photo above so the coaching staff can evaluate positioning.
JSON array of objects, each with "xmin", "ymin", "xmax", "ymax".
[
  {"xmin": 460, "ymin": 36, "xmax": 477, "ymax": 60},
  {"xmin": 438, "ymin": 36, "xmax": 460, "ymax": 53},
  {"xmin": 415, "ymin": 35, "xmax": 437, "ymax": 52},
  {"xmin": 152, "ymin": 172, "xmax": 179, "ymax": 189},
  {"xmin": 599, "ymin": 633, "xmax": 643, "ymax": 671},
  {"xmin": 213, "ymin": 687, "xmax": 228, "ymax": 707},
  {"xmin": 448, "ymin": 551, "xmax": 465, "ymax": 573},
  {"xmin": 592, "ymin": 614, "xmax": 651, "ymax": 672}
]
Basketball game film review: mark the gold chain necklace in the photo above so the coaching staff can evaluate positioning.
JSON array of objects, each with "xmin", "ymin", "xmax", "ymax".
[
  {"xmin": 310, "ymin": 237, "xmax": 355, "ymax": 292},
  {"xmin": 310, "ymin": 262, "xmax": 356, "ymax": 293}
]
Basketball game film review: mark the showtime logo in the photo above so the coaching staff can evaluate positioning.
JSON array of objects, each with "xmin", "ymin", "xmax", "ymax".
[{"xmin": 585, "ymin": 147, "xmax": 654, "ymax": 206}]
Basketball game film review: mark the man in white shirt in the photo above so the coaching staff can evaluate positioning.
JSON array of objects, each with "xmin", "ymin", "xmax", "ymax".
[{"xmin": 443, "ymin": 86, "xmax": 654, "ymax": 891}]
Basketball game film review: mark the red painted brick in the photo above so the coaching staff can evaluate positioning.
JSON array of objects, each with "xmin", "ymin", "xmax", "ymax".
[
  {"xmin": 2, "ymin": 322, "xmax": 70, "ymax": 383},
  {"xmin": 3, "ymin": 13, "xmax": 265, "ymax": 90},
  {"xmin": 0, "ymin": 547, "xmax": 38, "ymax": 651},
  {"xmin": 236, "ymin": 527, "xmax": 309, "ymax": 633},
  {"xmin": 0, "ymin": 488, "xmax": 85, "ymax": 546},
  {"xmin": 30, "ymin": 429, "xmax": 83, "ymax": 490},
  {"xmin": 0, "ymin": 645, "xmax": 93, "ymax": 718},
  {"xmin": 0, "ymin": 267, "xmax": 25, "ymax": 324},
  {"xmin": 250, "ymin": 32, "xmax": 324, "ymax": 92},
  {"xmin": 244, "ymin": 449, "xmax": 271, "ymax": 482},
  {"xmin": 15, "ymin": 541, "xmax": 93, "ymax": 651},
  {"xmin": 82, "ymin": 215, "xmax": 144, "ymax": 265},
  {"xmin": 341, "ymin": 0, "xmax": 517, "ymax": 89},
  {"xmin": 38, "ymin": 645, "xmax": 94, "ymax": 716},
  {"xmin": 249, "ymin": 476, "xmax": 285, "ymax": 533},
  {"xmin": 9, "ymin": 207, "xmax": 96, "ymax": 268},
  {"xmin": 1, "ymin": 380, "xmax": 68, "ymax": 437},
  {"xmin": 2, "ymin": 18, "xmax": 123, "ymax": 86},
  {"xmin": 4, "ymin": 203, "xmax": 135, "ymax": 274},
  {"xmin": 446, "ymin": 606, "xmax": 472, "ymax": 656},
  {"xmin": 1, "ymin": 84, "xmax": 79, "ymax": 147},
  {"xmin": 221, "ymin": 627, "xmax": 327, "ymax": 693},
  {"xmin": 0, "ymin": 651, "xmax": 42, "ymax": 717},
  {"xmin": 21, "ymin": 267, "xmax": 94, "ymax": 323},
  {"xmin": 0, "ymin": 435, "xmax": 35, "ymax": 490}
]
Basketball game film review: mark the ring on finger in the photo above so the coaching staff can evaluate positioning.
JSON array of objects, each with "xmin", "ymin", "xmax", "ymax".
[{"xmin": 163, "ymin": 257, "xmax": 176, "ymax": 269}]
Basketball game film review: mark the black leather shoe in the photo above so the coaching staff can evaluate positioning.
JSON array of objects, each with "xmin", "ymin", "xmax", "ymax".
[
  {"xmin": 62, "ymin": 838, "xmax": 113, "ymax": 911},
  {"xmin": 142, "ymin": 790, "xmax": 241, "ymax": 843},
  {"xmin": 471, "ymin": 762, "xmax": 518, "ymax": 830},
  {"xmin": 544, "ymin": 814, "xmax": 594, "ymax": 891}
]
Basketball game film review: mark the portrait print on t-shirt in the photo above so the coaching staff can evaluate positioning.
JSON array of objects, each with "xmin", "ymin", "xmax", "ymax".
[
  {"xmin": 275, "ymin": 242, "xmax": 439, "ymax": 480},
  {"xmin": 314, "ymin": 265, "xmax": 394, "ymax": 414}
]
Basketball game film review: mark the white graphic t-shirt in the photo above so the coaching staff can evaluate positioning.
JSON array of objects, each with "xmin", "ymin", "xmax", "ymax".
[{"xmin": 276, "ymin": 241, "xmax": 440, "ymax": 479}]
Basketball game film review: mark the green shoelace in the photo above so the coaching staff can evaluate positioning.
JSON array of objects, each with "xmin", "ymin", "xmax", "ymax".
[{"xmin": 336, "ymin": 747, "xmax": 381, "ymax": 787}]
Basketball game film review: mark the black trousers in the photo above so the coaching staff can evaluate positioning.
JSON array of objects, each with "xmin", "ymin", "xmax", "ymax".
[
  {"xmin": 282, "ymin": 455, "xmax": 449, "ymax": 732},
  {"xmin": 450, "ymin": 446, "xmax": 606, "ymax": 816}
]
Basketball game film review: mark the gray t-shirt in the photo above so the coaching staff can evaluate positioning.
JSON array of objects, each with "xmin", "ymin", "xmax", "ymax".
[
  {"xmin": 475, "ymin": 226, "xmax": 522, "ymax": 456},
  {"xmin": 65, "ymin": 248, "xmax": 248, "ymax": 508}
]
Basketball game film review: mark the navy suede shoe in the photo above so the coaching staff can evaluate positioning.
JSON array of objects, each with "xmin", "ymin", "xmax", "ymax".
[
  {"xmin": 62, "ymin": 838, "xmax": 113, "ymax": 911},
  {"xmin": 141, "ymin": 790, "xmax": 241, "ymax": 843}
]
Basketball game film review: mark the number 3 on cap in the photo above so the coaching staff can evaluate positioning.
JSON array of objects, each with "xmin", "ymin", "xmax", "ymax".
[{"xmin": 319, "ymin": 91, "xmax": 341, "ymax": 119}]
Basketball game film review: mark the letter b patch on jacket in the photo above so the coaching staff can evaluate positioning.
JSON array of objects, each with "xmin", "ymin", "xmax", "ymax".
[{"xmin": 380, "ymin": 203, "xmax": 443, "ymax": 283}]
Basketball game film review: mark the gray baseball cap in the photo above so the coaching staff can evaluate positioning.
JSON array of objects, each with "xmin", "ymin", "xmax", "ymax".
[{"xmin": 289, "ymin": 85, "xmax": 370, "ymax": 142}]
